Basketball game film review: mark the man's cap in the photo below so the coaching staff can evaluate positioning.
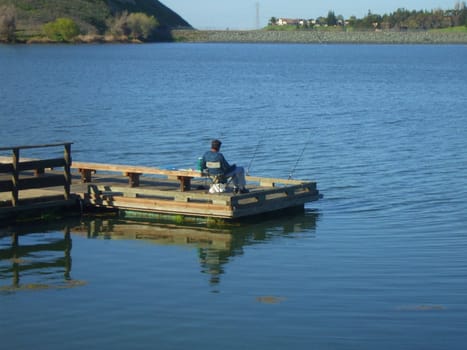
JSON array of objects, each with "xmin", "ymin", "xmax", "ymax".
[{"xmin": 211, "ymin": 139, "xmax": 222, "ymax": 150}]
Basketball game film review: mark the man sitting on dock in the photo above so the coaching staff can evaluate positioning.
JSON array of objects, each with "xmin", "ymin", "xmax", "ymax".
[{"xmin": 202, "ymin": 139, "xmax": 249, "ymax": 194}]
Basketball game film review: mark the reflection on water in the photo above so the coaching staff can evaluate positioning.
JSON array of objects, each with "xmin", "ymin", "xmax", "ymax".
[
  {"xmin": 74, "ymin": 210, "xmax": 318, "ymax": 286},
  {"xmin": 0, "ymin": 210, "xmax": 318, "ymax": 292},
  {"xmin": 0, "ymin": 224, "xmax": 84, "ymax": 292}
]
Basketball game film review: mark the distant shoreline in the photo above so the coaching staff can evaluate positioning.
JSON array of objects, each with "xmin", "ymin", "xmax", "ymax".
[
  {"xmin": 171, "ymin": 30, "xmax": 467, "ymax": 45},
  {"xmin": 3, "ymin": 29, "xmax": 467, "ymax": 45}
]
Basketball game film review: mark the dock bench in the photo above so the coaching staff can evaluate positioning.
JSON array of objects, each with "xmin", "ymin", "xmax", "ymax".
[{"xmin": 71, "ymin": 162, "xmax": 203, "ymax": 191}]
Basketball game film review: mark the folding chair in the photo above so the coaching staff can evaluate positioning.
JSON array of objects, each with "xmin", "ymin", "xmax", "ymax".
[{"xmin": 204, "ymin": 161, "xmax": 232, "ymax": 193}]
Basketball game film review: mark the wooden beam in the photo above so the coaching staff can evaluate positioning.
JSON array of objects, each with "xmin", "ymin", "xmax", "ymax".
[
  {"xmin": 18, "ymin": 175, "xmax": 66, "ymax": 190},
  {"xmin": 17, "ymin": 158, "xmax": 66, "ymax": 172},
  {"xmin": 90, "ymin": 185, "xmax": 232, "ymax": 204},
  {"xmin": 72, "ymin": 161, "xmax": 202, "ymax": 178},
  {"xmin": 0, "ymin": 142, "xmax": 73, "ymax": 151},
  {"xmin": 87, "ymin": 195, "xmax": 234, "ymax": 218},
  {"xmin": 0, "ymin": 179, "xmax": 12, "ymax": 192},
  {"xmin": 0, "ymin": 163, "xmax": 13, "ymax": 173}
]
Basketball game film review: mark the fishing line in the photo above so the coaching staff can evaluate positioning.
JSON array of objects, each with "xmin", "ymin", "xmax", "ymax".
[
  {"xmin": 246, "ymin": 128, "xmax": 267, "ymax": 176},
  {"xmin": 288, "ymin": 132, "xmax": 312, "ymax": 180}
]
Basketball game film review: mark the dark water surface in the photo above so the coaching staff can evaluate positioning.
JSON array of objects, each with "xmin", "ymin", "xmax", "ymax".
[{"xmin": 1, "ymin": 43, "xmax": 466, "ymax": 349}]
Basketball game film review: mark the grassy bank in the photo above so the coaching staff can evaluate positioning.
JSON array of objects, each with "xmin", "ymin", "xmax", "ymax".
[{"xmin": 172, "ymin": 29, "xmax": 467, "ymax": 44}]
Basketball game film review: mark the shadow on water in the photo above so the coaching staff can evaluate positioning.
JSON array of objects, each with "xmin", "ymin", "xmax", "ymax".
[{"xmin": 0, "ymin": 210, "xmax": 319, "ymax": 291}]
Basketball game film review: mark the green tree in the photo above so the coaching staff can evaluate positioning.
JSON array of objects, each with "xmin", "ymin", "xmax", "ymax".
[
  {"xmin": 361, "ymin": 10, "xmax": 382, "ymax": 29},
  {"xmin": 315, "ymin": 16, "xmax": 327, "ymax": 26},
  {"xmin": 457, "ymin": 1, "xmax": 467, "ymax": 26},
  {"xmin": 268, "ymin": 17, "xmax": 278, "ymax": 26},
  {"xmin": 326, "ymin": 11, "xmax": 337, "ymax": 26},
  {"xmin": 127, "ymin": 13, "xmax": 158, "ymax": 40},
  {"xmin": 107, "ymin": 11, "xmax": 130, "ymax": 37},
  {"xmin": 43, "ymin": 18, "xmax": 80, "ymax": 42},
  {"xmin": 0, "ymin": 5, "xmax": 16, "ymax": 42},
  {"xmin": 107, "ymin": 12, "xmax": 158, "ymax": 40},
  {"xmin": 347, "ymin": 15, "xmax": 357, "ymax": 27}
]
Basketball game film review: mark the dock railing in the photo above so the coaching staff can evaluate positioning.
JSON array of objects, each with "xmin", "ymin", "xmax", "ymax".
[{"xmin": 0, "ymin": 143, "xmax": 72, "ymax": 206}]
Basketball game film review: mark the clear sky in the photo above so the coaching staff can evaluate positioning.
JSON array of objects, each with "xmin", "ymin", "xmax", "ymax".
[{"xmin": 161, "ymin": 0, "xmax": 459, "ymax": 29}]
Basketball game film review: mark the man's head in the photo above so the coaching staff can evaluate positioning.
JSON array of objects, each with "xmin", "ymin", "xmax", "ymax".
[{"xmin": 211, "ymin": 139, "xmax": 222, "ymax": 151}]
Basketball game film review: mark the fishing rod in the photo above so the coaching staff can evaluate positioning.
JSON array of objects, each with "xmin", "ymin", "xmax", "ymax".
[
  {"xmin": 288, "ymin": 133, "xmax": 312, "ymax": 180},
  {"xmin": 246, "ymin": 129, "xmax": 266, "ymax": 176}
]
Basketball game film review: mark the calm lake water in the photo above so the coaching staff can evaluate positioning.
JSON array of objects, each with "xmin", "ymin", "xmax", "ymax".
[{"xmin": 1, "ymin": 43, "xmax": 467, "ymax": 350}]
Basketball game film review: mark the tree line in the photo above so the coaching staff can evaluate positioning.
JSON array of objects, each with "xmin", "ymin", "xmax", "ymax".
[
  {"xmin": 0, "ymin": 5, "xmax": 15, "ymax": 41},
  {"xmin": 269, "ymin": 2, "xmax": 467, "ymax": 30},
  {"xmin": 0, "ymin": 5, "xmax": 159, "ymax": 43}
]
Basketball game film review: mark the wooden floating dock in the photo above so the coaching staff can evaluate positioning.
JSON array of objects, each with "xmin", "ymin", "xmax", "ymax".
[{"xmin": 0, "ymin": 143, "xmax": 320, "ymax": 224}]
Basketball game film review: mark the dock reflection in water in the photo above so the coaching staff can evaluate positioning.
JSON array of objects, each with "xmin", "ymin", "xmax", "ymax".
[
  {"xmin": 73, "ymin": 210, "xmax": 319, "ymax": 286},
  {"xmin": 72, "ymin": 211, "xmax": 318, "ymax": 286},
  {"xmin": 0, "ymin": 224, "xmax": 80, "ymax": 292},
  {"xmin": 0, "ymin": 211, "xmax": 318, "ymax": 292}
]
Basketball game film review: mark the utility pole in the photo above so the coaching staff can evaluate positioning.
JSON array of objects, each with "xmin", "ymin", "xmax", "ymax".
[{"xmin": 256, "ymin": 2, "xmax": 260, "ymax": 29}]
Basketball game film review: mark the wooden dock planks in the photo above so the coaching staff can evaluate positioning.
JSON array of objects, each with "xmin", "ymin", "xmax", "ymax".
[
  {"xmin": 1, "ymin": 150, "xmax": 320, "ymax": 223},
  {"xmin": 78, "ymin": 174, "xmax": 319, "ymax": 220}
]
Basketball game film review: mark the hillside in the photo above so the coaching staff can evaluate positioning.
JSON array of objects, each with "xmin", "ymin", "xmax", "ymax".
[{"xmin": 0, "ymin": 0, "xmax": 191, "ymax": 38}]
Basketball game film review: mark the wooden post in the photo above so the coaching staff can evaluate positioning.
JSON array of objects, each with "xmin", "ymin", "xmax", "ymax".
[
  {"xmin": 80, "ymin": 169, "xmax": 93, "ymax": 183},
  {"xmin": 178, "ymin": 176, "xmax": 191, "ymax": 192},
  {"xmin": 127, "ymin": 173, "xmax": 140, "ymax": 187},
  {"xmin": 11, "ymin": 148, "xmax": 19, "ymax": 206},
  {"xmin": 64, "ymin": 143, "xmax": 71, "ymax": 200}
]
